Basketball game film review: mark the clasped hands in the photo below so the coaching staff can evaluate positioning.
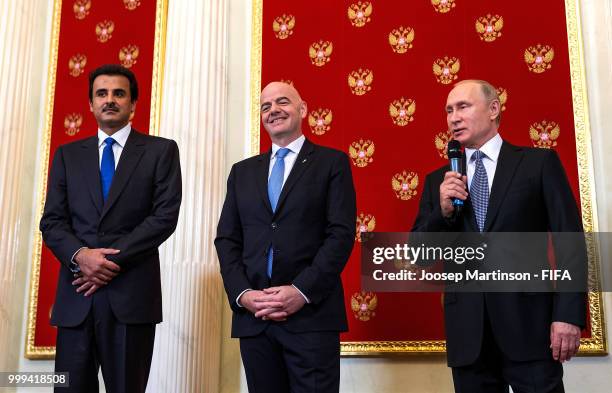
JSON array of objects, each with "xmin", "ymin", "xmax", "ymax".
[
  {"xmin": 240, "ymin": 285, "xmax": 306, "ymax": 321},
  {"xmin": 71, "ymin": 248, "xmax": 121, "ymax": 296}
]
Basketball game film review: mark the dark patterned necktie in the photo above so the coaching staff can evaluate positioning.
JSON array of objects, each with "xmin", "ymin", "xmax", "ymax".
[{"xmin": 471, "ymin": 150, "xmax": 489, "ymax": 232}]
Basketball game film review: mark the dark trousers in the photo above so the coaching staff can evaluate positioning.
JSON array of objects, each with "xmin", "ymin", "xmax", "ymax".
[
  {"xmin": 451, "ymin": 310, "xmax": 564, "ymax": 393},
  {"xmin": 54, "ymin": 289, "xmax": 156, "ymax": 393},
  {"xmin": 240, "ymin": 324, "xmax": 340, "ymax": 393}
]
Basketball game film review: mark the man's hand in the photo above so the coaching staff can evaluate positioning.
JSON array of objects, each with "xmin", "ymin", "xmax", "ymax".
[
  {"xmin": 550, "ymin": 321, "xmax": 581, "ymax": 362},
  {"xmin": 74, "ymin": 248, "xmax": 121, "ymax": 286},
  {"xmin": 254, "ymin": 286, "xmax": 306, "ymax": 321},
  {"xmin": 71, "ymin": 275, "xmax": 101, "ymax": 297},
  {"xmin": 440, "ymin": 171, "xmax": 468, "ymax": 218}
]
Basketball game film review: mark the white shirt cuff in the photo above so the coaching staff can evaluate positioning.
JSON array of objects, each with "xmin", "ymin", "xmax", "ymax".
[
  {"xmin": 236, "ymin": 288, "xmax": 252, "ymax": 307},
  {"xmin": 292, "ymin": 284, "xmax": 310, "ymax": 303}
]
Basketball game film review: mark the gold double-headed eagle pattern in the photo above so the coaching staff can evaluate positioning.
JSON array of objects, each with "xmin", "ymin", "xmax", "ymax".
[
  {"xmin": 530, "ymin": 120, "xmax": 560, "ymax": 149},
  {"xmin": 434, "ymin": 130, "xmax": 453, "ymax": 159},
  {"xmin": 348, "ymin": 68, "xmax": 374, "ymax": 95},
  {"xmin": 119, "ymin": 45, "xmax": 139, "ymax": 68},
  {"xmin": 123, "ymin": 0, "xmax": 141, "ymax": 10},
  {"xmin": 431, "ymin": 0, "xmax": 456, "ymax": 13},
  {"xmin": 433, "ymin": 57, "xmax": 460, "ymax": 84},
  {"xmin": 73, "ymin": 0, "xmax": 91, "ymax": 20},
  {"xmin": 392, "ymin": 171, "xmax": 419, "ymax": 200},
  {"xmin": 388, "ymin": 26, "xmax": 415, "ymax": 54},
  {"xmin": 349, "ymin": 139, "xmax": 375, "ymax": 168},
  {"xmin": 475, "ymin": 14, "xmax": 504, "ymax": 42},
  {"xmin": 351, "ymin": 291, "xmax": 378, "ymax": 322},
  {"xmin": 64, "ymin": 113, "xmax": 83, "ymax": 136},
  {"xmin": 389, "ymin": 98, "xmax": 416, "ymax": 126},
  {"xmin": 347, "ymin": 2, "xmax": 373, "ymax": 27},
  {"xmin": 524, "ymin": 44, "xmax": 555, "ymax": 73},
  {"xmin": 96, "ymin": 21, "xmax": 115, "ymax": 43},
  {"xmin": 308, "ymin": 108, "xmax": 332, "ymax": 135},
  {"xmin": 309, "ymin": 41, "xmax": 333, "ymax": 67},
  {"xmin": 68, "ymin": 54, "xmax": 87, "ymax": 77},
  {"xmin": 497, "ymin": 87, "xmax": 508, "ymax": 112},
  {"xmin": 355, "ymin": 213, "xmax": 376, "ymax": 243},
  {"xmin": 273, "ymin": 14, "xmax": 295, "ymax": 39}
]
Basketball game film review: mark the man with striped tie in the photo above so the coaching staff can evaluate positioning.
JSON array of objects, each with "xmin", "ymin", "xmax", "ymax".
[
  {"xmin": 40, "ymin": 64, "xmax": 181, "ymax": 392},
  {"xmin": 412, "ymin": 80, "xmax": 585, "ymax": 393},
  {"xmin": 216, "ymin": 81, "xmax": 356, "ymax": 393}
]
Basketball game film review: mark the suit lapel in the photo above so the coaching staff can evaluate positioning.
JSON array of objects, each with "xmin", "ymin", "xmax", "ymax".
[
  {"xmin": 274, "ymin": 139, "xmax": 315, "ymax": 216},
  {"xmin": 80, "ymin": 136, "xmax": 103, "ymax": 215},
  {"xmin": 100, "ymin": 130, "xmax": 146, "ymax": 220},
  {"xmin": 484, "ymin": 142, "xmax": 523, "ymax": 231},
  {"xmin": 256, "ymin": 150, "xmax": 273, "ymax": 214}
]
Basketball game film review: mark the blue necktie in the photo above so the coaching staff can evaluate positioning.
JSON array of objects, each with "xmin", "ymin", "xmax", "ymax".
[
  {"xmin": 100, "ymin": 137, "xmax": 116, "ymax": 201},
  {"xmin": 471, "ymin": 150, "xmax": 489, "ymax": 232},
  {"xmin": 267, "ymin": 148, "xmax": 290, "ymax": 278}
]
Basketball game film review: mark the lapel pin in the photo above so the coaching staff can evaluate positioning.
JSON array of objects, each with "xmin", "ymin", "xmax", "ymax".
[{"xmin": 302, "ymin": 158, "xmax": 307, "ymax": 163}]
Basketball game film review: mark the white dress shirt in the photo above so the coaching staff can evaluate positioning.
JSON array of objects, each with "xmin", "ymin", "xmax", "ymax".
[
  {"xmin": 465, "ymin": 133, "xmax": 503, "ymax": 192},
  {"xmin": 98, "ymin": 123, "xmax": 132, "ymax": 168}
]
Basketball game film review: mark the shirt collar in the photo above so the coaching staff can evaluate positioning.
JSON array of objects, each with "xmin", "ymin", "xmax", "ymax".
[
  {"xmin": 271, "ymin": 134, "xmax": 305, "ymax": 158},
  {"xmin": 465, "ymin": 133, "xmax": 503, "ymax": 163},
  {"xmin": 98, "ymin": 123, "xmax": 131, "ymax": 148}
]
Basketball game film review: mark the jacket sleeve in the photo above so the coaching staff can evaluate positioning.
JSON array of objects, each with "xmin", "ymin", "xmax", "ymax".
[
  {"xmin": 412, "ymin": 171, "xmax": 458, "ymax": 232},
  {"xmin": 291, "ymin": 152, "xmax": 357, "ymax": 305},
  {"xmin": 215, "ymin": 165, "xmax": 253, "ymax": 312},
  {"xmin": 40, "ymin": 146, "xmax": 86, "ymax": 268}
]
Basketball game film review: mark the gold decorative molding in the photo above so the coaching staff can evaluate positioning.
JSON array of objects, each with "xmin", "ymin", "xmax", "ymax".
[
  {"xmin": 25, "ymin": 0, "xmax": 170, "ymax": 359},
  {"xmin": 250, "ymin": 0, "xmax": 263, "ymax": 156}
]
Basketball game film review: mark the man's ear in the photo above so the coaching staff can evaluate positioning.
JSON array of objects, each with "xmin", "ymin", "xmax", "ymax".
[
  {"xmin": 299, "ymin": 100, "xmax": 307, "ymax": 119},
  {"xmin": 489, "ymin": 99, "xmax": 500, "ymax": 121}
]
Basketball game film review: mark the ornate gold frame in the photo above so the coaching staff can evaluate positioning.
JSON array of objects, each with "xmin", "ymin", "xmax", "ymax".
[
  {"xmin": 250, "ymin": 0, "xmax": 607, "ymax": 355},
  {"xmin": 25, "ymin": 0, "xmax": 169, "ymax": 359}
]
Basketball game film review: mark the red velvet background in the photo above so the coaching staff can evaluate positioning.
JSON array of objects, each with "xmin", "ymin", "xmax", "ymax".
[
  {"xmin": 259, "ymin": 0, "xmax": 586, "ymax": 344},
  {"xmin": 35, "ymin": 0, "xmax": 158, "ymax": 349}
]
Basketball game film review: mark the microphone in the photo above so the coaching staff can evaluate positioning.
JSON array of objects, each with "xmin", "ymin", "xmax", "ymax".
[{"xmin": 447, "ymin": 140, "xmax": 464, "ymax": 212}]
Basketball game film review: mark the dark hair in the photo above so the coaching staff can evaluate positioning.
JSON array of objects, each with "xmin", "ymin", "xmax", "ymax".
[{"xmin": 88, "ymin": 64, "xmax": 139, "ymax": 102}]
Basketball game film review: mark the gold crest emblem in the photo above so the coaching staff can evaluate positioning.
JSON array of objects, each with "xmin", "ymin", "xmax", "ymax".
[
  {"xmin": 308, "ymin": 40, "xmax": 333, "ymax": 67},
  {"xmin": 119, "ymin": 45, "xmax": 139, "ymax": 68},
  {"xmin": 388, "ymin": 26, "xmax": 415, "ymax": 54},
  {"xmin": 433, "ymin": 57, "xmax": 460, "ymax": 84},
  {"xmin": 348, "ymin": 68, "xmax": 374, "ymax": 96},
  {"xmin": 497, "ymin": 87, "xmax": 508, "ymax": 111},
  {"xmin": 475, "ymin": 14, "xmax": 503, "ymax": 42},
  {"xmin": 280, "ymin": 79, "xmax": 294, "ymax": 86},
  {"xmin": 348, "ymin": 1, "xmax": 373, "ymax": 27},
  {"xmin": 351, "ymin": 291, "xmax": 378, "ymax": 321},
  {"xmin": 349, "ymin": 139, "xmax": 375, "ymax": 168},
  {"xmin": 64, "ymin": 113, "xmax": 83, "ymax": 136},
  {"xmin": 95, "ymin": 21, "xmax": 115, "ymax": 43},
  {"xmin": 392, "ymin": 171, "xmax": 419, "ymax": 200},
  {"xmin": 308, "ymin": 108, "xmax": 333, "ymax": 135},
  {"xmin": 529, "ymin": 120, "xmax": 560, "ymax": 149},
  {"xmin": 123, "ymin": 0, "xmax": 141, "ymax": 10},
  {"xmin": 431, "ymin": 0, "xmax": 456, "ymax": 13},
  {"xmin": 68, "ymin": 54, "xmax": 87, "ymax": 77},
  {"xmin": 434, "ymin": 130, "xmax": 453, "ymax": 159},
  {"xmin": 273, "ymin": 14, "xmax": 295, "ymax": 39},
  {"xmin": 524, "ymin": 44, "xmax": 554, "ymax": 73},
  {"xmin": 355, "ymin": 213, "xmax": 376, "ymax": 242},
  {"xmin": 73, "ymin": 0, "xmax": 91, "ymax": 20},
  {"xmin": 389, "ymin": 98, "xmax": 416, "ymax": 126}
]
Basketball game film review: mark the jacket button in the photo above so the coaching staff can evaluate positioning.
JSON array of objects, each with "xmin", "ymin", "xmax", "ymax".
[
  {"xmin": 271, "ymin": 222, "xmax": 277, "ymax": 230},
  {"xmin": 99, "ymin": 231, "xmax": 105, "ymax": 236}
]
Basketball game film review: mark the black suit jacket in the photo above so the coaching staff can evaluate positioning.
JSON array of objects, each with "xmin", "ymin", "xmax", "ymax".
[
  {"xmin": 412, "ymin": 141, "xmax": 586, "ymax": 367},
  {"xmin": 40, "ymin": 129, "xmax": 182, "ymax": 327},
  {"xmin": 215, "ymin": 138, "xmax": 356, "ymax": 337}
]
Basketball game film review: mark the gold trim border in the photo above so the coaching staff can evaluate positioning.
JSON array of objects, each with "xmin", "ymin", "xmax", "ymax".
[
  {"xmin": 25, "ymin": 0, "xmax": 170, "ymax": 359},
  {"xmin": 249, "ymin": 0, "xmax": 607, "ymax": 355}
]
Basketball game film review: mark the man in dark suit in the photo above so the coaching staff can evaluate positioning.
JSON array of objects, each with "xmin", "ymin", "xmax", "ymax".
[
  {"xmin": 412, "ymin": 80, "xmax": 585, "ymax": 393},
  {"xmin": 40, "ymin": 64, "xmax": 181, "ymax": 392},
  {"xmin": 215, "ymin": 81, "xmax": 356, "ymax": 393}
]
